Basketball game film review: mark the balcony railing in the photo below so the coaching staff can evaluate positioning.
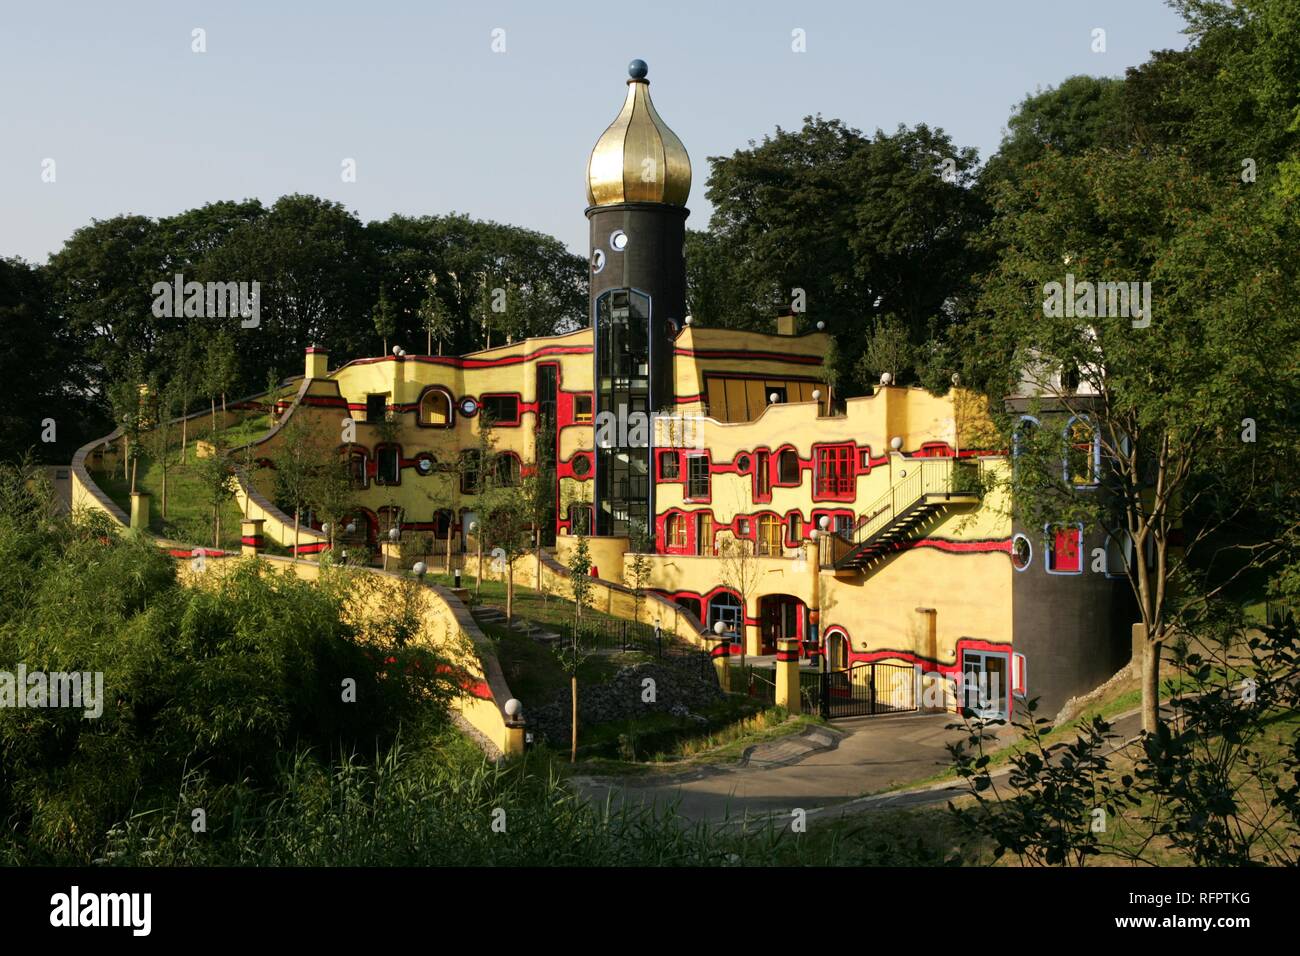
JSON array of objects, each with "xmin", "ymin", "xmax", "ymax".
[{"xmin": 821, "ymin": 458, "xmax": 982, "ymax": 568}]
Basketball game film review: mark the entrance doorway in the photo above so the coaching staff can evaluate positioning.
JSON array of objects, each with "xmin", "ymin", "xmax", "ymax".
[
  {"xmin": 961, "ymin": 650, "xmax": 1009, "ymax": 719},
  {"xmin": 758, "ymin": 594, "xmax": 804, "ymax": 655}
]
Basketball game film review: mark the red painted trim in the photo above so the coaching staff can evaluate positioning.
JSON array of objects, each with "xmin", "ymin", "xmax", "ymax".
[{"xmin": 676, "ymin": 347, "xmax": 822, "ymax": 366}]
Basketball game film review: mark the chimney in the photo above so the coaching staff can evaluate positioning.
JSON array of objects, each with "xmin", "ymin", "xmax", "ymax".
[
  {"xmin": 305, "ymin": 346, "xmax": 329, "ymax": 379},
  {"xmin": 774, "ymin": 311, "xmax": 797, "ymax": 336}
]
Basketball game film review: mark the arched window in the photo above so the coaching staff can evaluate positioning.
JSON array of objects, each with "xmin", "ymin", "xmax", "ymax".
[
  {"xmin": 757, "ymin": 514, "xmax": 782, "ymax": 556},
  {"xmin": 418, "ymin": 388, "xmax": 453, "ymax": 427},
  {"xmin": 1064, "ymin": 415, "xmax": 1100, "ymax": 487},
  {"xmin": 666, "ymin": 513, "xmax": 688, "ymax": 551},
  {"xmin": 345, "ymin": 448, "xmax": 368, "ymax": 488},
  {"xmin": 378, "ymin": 506, "xmax": 403, "ymax": 536},
  {"xmin": 778, "ymin": 449, "xmax": 800, "ymax": 484},
  {"xmin": 495, "ymin": 453, "xmax": 520, "ymax": 487},
  {"xmin": 707, "ymin": 591, "xmax": 743, "ymax": 637},
  {"xmin": 375, "ymin": 445, "xmax": 401, "ymax": 485}
]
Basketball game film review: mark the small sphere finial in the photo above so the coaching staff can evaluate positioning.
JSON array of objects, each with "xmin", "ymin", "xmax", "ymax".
[{"xmin": 628, "ymin": 59, "xmax": 648, "ymax": 80}]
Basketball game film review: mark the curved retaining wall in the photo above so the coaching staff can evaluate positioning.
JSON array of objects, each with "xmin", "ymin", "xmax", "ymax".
[{"xmin": 68, "ymin": 386, "xmax": 522, "ymax": 758}]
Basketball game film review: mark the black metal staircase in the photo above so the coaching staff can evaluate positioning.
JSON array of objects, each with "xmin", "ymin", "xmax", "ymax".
[{"xmin": 822, "ymin": 458, "xmax": 982, "ymax": 571}]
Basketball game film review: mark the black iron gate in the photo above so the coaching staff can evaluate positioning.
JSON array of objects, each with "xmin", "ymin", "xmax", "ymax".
[{"xmin": 819, "ymin": 661, "xmax": 917, "ymax": 718}]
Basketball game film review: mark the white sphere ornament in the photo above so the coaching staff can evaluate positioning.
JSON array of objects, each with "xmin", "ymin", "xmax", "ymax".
[
  {"xmin": 392, "ymin": 345, "xmax": 401, "ymax": 355},
  {"xmin": 504, "ymin": 698, "xmax": 522, "ymax": 718},
  {"xmin": 412, "ymin": 561, "xmax": 427, "ymax": 576},
  {"xmin": 322, "ymin": 522, "xmax": 331, "ymax": 535},
  {"xmin": 684, "ymin": 315, "xmax": 693, "ymax": 326},
  {"xmin": 818, "ymin": 515, "xmax": 830, "ymax": 530},
  {"xmin": 880, "ymin": 372, "xmax": 893, "ymax": 385},
  {"xmin": 713, "ymin": 620, "xmax": 726, "ymax": 635},
  {"xmin": 890, "ymin": 436, "xmax": 904, "ymax": 451},
  {"xmin": 388, "ymin": 527, "xmax": 400, "ymax": 541},
  {"xmin": 816, "ymin": 321, "xmax": 825, "ymax": 331},
  {"xmin": 346, "ymin": 521, "xmax": 357, "ymax": 534},
  {"xmin": 769, "ymin": 392, "xmax": 779, "ymax": 403},
  {"xmin": 811, "ymin": 389, "xmax": 821, "ymax": 401}
]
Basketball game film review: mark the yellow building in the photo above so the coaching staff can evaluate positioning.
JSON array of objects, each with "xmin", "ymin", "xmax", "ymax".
[{"xmin": 244, "ymin": 59, "xmax": 1133, "ymax": 719}]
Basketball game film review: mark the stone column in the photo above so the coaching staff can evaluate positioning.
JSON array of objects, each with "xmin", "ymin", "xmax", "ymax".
[
  {"xmin": 712, "ymin": 639, "xmax": 732, "ymax": 692},
  {"xmin": 241, "ymin": 518, "xmax": 265, "ymax": 556},
  {"xmin": 129, "ymin": 491, "xmax": 151, "ymax": 531},
  {"xmin": 775, "ymin": 638, "xmax": 802, "ymax": 714}
]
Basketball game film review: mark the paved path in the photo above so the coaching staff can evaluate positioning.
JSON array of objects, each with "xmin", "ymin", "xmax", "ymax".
[
  {"xmin": 573, "ymin": 706, "xmax": 1150, "ymax": 827},
  {"xmin": 572, "ymin": 711, "xmax": 989, "ymax": 824}
]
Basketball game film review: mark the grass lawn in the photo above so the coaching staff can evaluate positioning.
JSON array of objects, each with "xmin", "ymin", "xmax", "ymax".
[{"xmin": 91, "ymin": 412, "xmax": 279, "ymax": 552}]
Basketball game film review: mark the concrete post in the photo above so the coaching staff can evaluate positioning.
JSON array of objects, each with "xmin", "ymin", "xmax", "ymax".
[
  {"xmin": 775, "ymin": 638, "xmax": 801, "ymax": 714},
  {"xmin": 712, "ymin": 639, "xmax": 732, "ymax": 692},
  {"xmin": 305, "ymin": 346, "xmax": 329, "ymax": 379},
  {"xmin": 129, "ymin": 491, "xmax": 151, "ymax": 531},
  {"xmin": 241, "ymin": 518, "xmax": 265, "ymax": 556},
  {"xmin": 504, "ymin": 721, "xmax": 526, "ymax": 757}
]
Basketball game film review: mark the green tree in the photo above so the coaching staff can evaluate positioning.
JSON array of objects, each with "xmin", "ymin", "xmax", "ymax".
[
  {"xmin": 193, "ymin": 441, "xmax": 237, "ymax": 548},
  {"xmin": 271, "ymin": 414, "xmax": 321, "ymax": 559},
  {"xmin": 568, "ymin": 534, "xmax": 593, "ymax": 624},
  {"xmin": 372, "ymin": 283, "xmax": 397, "ymax": 357},
  {"xmin": 970, "ymin": 147, "xmax": 1300, "ymax": 732},
  {"xmin": 203, "ymin": 327, "xmax": 239, "ymax": 432},
  {"xmin": 855, "ymin": 313, "xmax": 916, "ymax": 387}
]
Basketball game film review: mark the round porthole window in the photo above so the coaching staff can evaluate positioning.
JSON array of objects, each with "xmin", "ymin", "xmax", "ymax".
[
  {"xmin": 459, "ymin": 397, "xmax": 479, "ymax": 417},
  {"xmin": 609, "ymin": 230, "xmax": 629, "ymax": 252},
  {"xmin": 591, "ymin": 248, "xmax": 606, "ymax": 274},
  {"xmin": 415, "ymin": 453, "xmax": 436, "ymax": 475},
  {"xmin": 1011, "ymin": 534, "xmax": 1032, "ymax": 571},
  {"xmin": 571, "ymin": 455, "xmax": 591, "ymax": 478},
  {"xmin": 736, "ymin": 454, "xmax": 751, "ymax": 472}
]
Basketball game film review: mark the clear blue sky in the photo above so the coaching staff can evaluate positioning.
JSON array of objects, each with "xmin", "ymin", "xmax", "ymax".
[{"xmin": 0, "ymin": 0, "xmax": 1189, "ymax": 263}]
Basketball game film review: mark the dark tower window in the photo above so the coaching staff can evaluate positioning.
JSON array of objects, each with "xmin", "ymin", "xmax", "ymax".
[{"xmin": 595, "ymin": 288, "xmax": 652, "ymax": 536}]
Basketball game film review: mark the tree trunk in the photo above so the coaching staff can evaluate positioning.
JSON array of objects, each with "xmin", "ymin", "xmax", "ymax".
[
  {"xmin": 161, "ymin": 469, "xmax": 168, "ymax": 518},
  {"xmin": 214, "ymin": 507, "xmax": 221, "ymax": 549},
  {"xmin": 445, "ymin": 521, "xmax": 453, "ymax": 574},
  {"xmin": 130, "ymin": 455, "xmax": 138, "ymax": 495},
  {"xmin": 535, "ymin": 528, "xmax": 543, "ymax": 596},
  {"xmin": 293, "ymin": 508, "xmax": 301, "ymax": 559},
  {"xmin": 1141, "ymin": 638, "xmax": 1163, "ymax": 732},
  {"xmin": 570, "ymin": 676, "xmax": 578, "ymax": 764},
  {"xmin": 181, "ymin": 414, "xmax": 188, "ymax": 461},
  {"xmin": 122, "ymin": 436, "xmax": 129, "ymax": 480},
  {"xmin": 427, "ymin": 329, "xmax": 432, "ymax": 354},
  {"xmin": 210, "ymin": 398, "xmax": 216, "ymax": 433}
]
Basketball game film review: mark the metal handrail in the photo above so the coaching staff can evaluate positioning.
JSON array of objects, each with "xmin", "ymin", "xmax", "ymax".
[{"xmin": 823, "ymin": 458, "xmax": 981, "ymax": 567}]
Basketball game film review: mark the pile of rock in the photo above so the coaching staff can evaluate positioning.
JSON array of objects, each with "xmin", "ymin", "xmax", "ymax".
[{"xmin": 526, "ymin": 660, "xmax": 722, "ymax": 746}]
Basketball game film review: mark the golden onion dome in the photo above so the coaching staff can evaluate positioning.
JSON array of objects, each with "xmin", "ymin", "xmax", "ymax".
[{"xmin": 586, "ymin": 60, "xmax": 691, "ymax": 207}]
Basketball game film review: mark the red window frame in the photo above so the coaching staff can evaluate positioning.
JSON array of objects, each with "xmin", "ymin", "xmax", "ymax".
[
  {"xmin": 659, "ymin": 450, "xmax": 680, "ymax": 481},
  {"xmin": 479, "ymin": 393, "xmax": 521, "ymax": 426},
  {"xmin": 1046, "ymin": 524, "xmax": 1083, "ymax": 574},
  {"xmin": 755, "ymin": 449, "xmax": 772, "ymax": 500},
  {"xmin": 666, "ymin": 513, "xmax": 688, "ymax": 551},
  {"xmin": 813, "ymin": 444, "xmax": 855, "ymax": 499}
]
